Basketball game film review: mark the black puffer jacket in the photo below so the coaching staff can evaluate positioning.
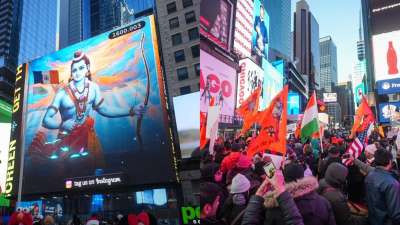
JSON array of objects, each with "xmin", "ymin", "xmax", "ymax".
[{"xmin": 318, "ymin": 163, "xmax": 367, "ymax": 225}]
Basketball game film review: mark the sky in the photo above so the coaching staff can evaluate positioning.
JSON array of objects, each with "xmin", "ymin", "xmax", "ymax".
[{"xmin": 291, "ymin": 0, "xmax": 361, "ymax": 83}]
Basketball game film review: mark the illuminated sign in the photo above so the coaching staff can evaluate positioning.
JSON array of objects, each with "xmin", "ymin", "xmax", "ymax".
[
  {"xmin": 181, "ymin": 206, "xmax": 200, "ymax": 224},
  {"xmin": 323, "ymin": 93, "xmax": 337, "ymax": 103},
  {"xmin": 251, "ymin": 0, "xmax": 269, "ymax": 63},
  {"xmin": 65, "ymin": 173, "xmax": 124, "ymax": 189},
  {"xmin": 376, "ymin": 77, "xmax": 400, "ymax": 94},
  {"xmin": 378, "ymin": 102, "xmax": 400, "ymax": 123},
  {"xmin": 20, "ymin": 15, "xmax": 177, "ymax": 195},
  {"xmin": 261, "ymin": 58, "xmax": 283, "ymax": 110},
  {"xmin": 373, "ymin": 30, "xmax": 400, "ymax": 82},
  {"xmin": 233, "ymin": 0, "xmax": 254, "ymax": 58},
  {"xmin": 288, "ymin": 92, "xmax": 300, "ymax": 115},
  {"xmin": 236, "ymin": 58, "xmax": 264, "ymax": 109}
]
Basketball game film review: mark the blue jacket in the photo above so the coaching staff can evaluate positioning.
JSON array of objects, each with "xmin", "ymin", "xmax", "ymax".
[{"xmin": 365, "ymin": 167, "xmax": 400, "ymax": 225}]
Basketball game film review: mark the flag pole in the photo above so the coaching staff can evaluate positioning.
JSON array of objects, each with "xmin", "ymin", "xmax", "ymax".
[{"xmin": 314, "ymin": 91, "xmax": 324, "ymax": 153}]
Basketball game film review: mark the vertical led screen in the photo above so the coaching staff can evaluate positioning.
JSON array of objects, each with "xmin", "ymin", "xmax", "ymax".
[
  {"xmin": 200, "ymin": 0, "xmax": 234, "ymax": 51},
  {"xmin": 261, "ymin": 59, "xmax": 283, "ymax": 110},
  {"xmin": 373, "ymin": 30, "xmax": 400, "ymax": 82},
  {"xmin": 233, "ymin": 0, "xmax": 254, "ymax": 58},
  {"xmin": 21, "ymin": 15, "xmax": 176, "ymax": 195},
  {"xmin": 288, "ymin": 92, "xmax": 300, "ymax": 115},
  {"xmin": 200, "ymin": 50, "xmax": 236, "ymax": 116},
  {"xmin": 236, "ymin": 58, "xmax": 264, "ymax": 109},
  {"xmin": 251, "ymin": 0, "xmax": 269, "ymax": 64},
  {"xmin": 172, "ymin": 92, "xmax": 199, "ymax": 158}
]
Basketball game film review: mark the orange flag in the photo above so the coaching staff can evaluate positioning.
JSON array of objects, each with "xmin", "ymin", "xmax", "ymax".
[
  {"xmin": 294, "ymin": 114, "xmax": 303, "ymax": 139},
  {"xmin": 350, "ymin": 96, "xmax": 375, "ymax": 138},
  {"xmin": 200, "ymin": 111, "xmax": 208, "ymax": 149},
  {"xmin": 236, "ymin": 87, "xmax": 261, "ymax": 135},
  {"xmin": 247, "ymin": 85, "xmax": 288, "ymax": 157}
]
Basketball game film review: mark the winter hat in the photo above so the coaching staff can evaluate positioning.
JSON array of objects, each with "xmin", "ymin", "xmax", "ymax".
[
  {"xmin": 283, "ymin": 162, "xmax": 304, "ymax": 183},
  {"xmin": 231, "ymin": 143, "xmax": 242, "ymax": 151},
  {"xmin": 236, "ymin": 154, "xmax": 252, "ymax": 169},
  {"xmin": 365, "ymin": 144, "xmax": 377, "ymax": 155},
  {"xmin": 230, "ymin": 173, "xmax": 251, "ymax": 194},
  {"xmin": 328, "ymin": 146, "xmax": 339, "ymax": 155},
  {"xmin": 325, "ymin": 162, "xmax": 348, "ymax": 187}
]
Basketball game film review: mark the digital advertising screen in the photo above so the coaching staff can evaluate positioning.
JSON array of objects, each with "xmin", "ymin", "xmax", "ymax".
[
  {"xmin": 200, "ymin": 0, "xmax": 234, "ymax": 51},
  {"xmin": 200, "ymin": 50, "xmax": 236, "ymax": 116},
  {"xmin": 371, "ymin": 0, "xmax": 400, "ymax": 35},
  {"xmin": 372, "ymin": 30, "xmax": 400, "ymax": 82},
  {"xmin": 16, "ymin": 201, "xmax": 43, "ymax": 217},
  {"xmin": 261, "ymin": 59, "xmax": 283, "ymax": 110},
  {"xmin": 251, "ymin": 0, "xmax": 269, "ymax": 63},
  {"xmin": 233, "ymin": 0, "xmax": 254, "ymax": 58},
  {"xmin": 0, "ymin": 123, "xmax": 11, "ymax": 193},
  {"xmin": 172, "ymin": 92, "xmax": 199, "ymax": 158},
  {"xmin": 323, "ymin": 93, "xmax": 337, "ymax": 103},
  {"xmin": 288, "ymin": 92, "xmax": 300, "ymax": 115},
  {"xmin": 236, "ymin": 58, "xmax": 264, "ymax": 109},
  {"xmin": 18, "ymin": 15, "xmax": 177, "ymax": 195},
  {"xmin": 378, "ymin": 102, "xmax": 400, "ymax": 123}
]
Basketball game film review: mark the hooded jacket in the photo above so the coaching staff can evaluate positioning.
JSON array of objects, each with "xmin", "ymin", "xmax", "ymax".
[{"xmin": 318, "ymin": 163, "xmax": 367, "ymax": 225}]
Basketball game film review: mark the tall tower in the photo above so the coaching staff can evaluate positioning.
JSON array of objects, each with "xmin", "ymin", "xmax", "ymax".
[{"xmin": 319, "ymin": 36, "xmax": 338, "ymax": 93}]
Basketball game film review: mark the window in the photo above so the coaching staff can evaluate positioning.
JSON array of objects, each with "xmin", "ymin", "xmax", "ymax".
[
  {"xmin": 188, "ymin": 27, "xmax": 199, "ymax": 40},
  {"xmin": 182, "ymin": 0, "xmax": 193, "ymax": 8},
  {"xmin": 194, "ymin": 63, "xmax": 200, "ymax": 76},
  {"xmin": 174, "ymin": 50, "xmax": 185, "ymax": 63},
  {"xmin": 171, "ymin": 33, "xmax": 182, "ymax": 46},
  {"xmin": 185, "ymin": 11, "xmax": 196, "ymax": 24},
  {"xmin": 191, "ymin": 45, "xmax": 199, "ymax": 58},
  {"xmin": 177, "ymin": 67, "xmax": 189, "ymax": 80},
  {"xmin": 166, "ymin": 2, "xmax": 177, "ymax": 14},
  {"xmin": 169, "ymin": 17, "xmax": 179, "ymax": 29},
  {"xmin": 180, "ymin": 86, "xmax": 191, "ymax": 95}
]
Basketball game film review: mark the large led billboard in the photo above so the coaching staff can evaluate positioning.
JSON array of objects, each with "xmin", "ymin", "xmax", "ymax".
[
  {"xmin": 323, "ymin": 93, "xmax": 337, "ymax": 103},
  {"xmin": 288, "ymin": 92, "xmax": 300, "ymax": 115},
  {"xmin": 200, "ymin": 50, "xmax": 236, "ymax": 116},
  {"xmin": 200, "ymin": 0, "xmax": 234, "ymax": 51},
  {"xmin": 236, "ymin": 58, "xmax": 264, "ymax": 109},
  {"xmin": 371, "ymin": 0, "xmax": 400, "ymax": 35},
  {"xmin": 378, "ymin": 102, "xmax": 400, "ymax": 123},
  {"xmin": 251, "ymin": 0, "xmax": 269, "ymax": 64},
  {"xmin": 0, "ymin": 123, "xmax": 11, "ymax": 193},
  {"xmin": 172, "ymin": 92, "xmax": 199, "ymax": 158},
  {"xmin": 233, "ymin": 0, "xmax": 254, "ymax": 58},
  {"xmin": 261, "ymin": 59, "xmax": 283, "ymax": 110},
  {"xmin": 373, "ymin": 30, "xmax": 400, "ymax": 82},
  {"xmin": 14, "ymin": 15, "xmax": 177, "ymax": 195}
]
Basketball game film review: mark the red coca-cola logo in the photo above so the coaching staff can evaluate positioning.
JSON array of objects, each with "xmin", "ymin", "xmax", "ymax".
[{"xmin": 200, "ymin": 70, "xmax": 233, "ymax": 98}]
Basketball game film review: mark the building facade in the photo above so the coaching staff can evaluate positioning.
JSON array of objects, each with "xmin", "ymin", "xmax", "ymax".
[
  {"xmin": 0, "ymin": 0, "xmax": 22, "ymax": 103},
  {"xmin": 156, "ymin": 0, "xmax": 199, "ymax": 97},
  {"xmin": 265, "ymin": 0, "xmax": 291, "ymax": 60},
  {"xmin": 18, "ymin": 0, "xmax": 59, "ymax": 64},
  {"xmin": 335, "ymin": 81, "xmax": 355, "ymax": 125},
  {"xmin": 293, "ymin": 0, "xmax": 320, "ymax": 95},
  {"xmin": 319, "ymin": 36, "xmax": 337, "ymax": 93}
]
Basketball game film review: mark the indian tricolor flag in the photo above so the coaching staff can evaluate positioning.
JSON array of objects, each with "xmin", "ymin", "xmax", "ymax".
[
  {"xmin": 300, "ymin": 92, "xmax": 319, "ymax": 142},
  {"xmin": 33, "ymin": 70, "xmax": 59, "ymax": 84}
]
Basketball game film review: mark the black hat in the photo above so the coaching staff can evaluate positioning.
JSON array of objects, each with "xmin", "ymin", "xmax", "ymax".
[{"xmin": 283, "ymin": 162, "xmax": 304, "ymax": 183}]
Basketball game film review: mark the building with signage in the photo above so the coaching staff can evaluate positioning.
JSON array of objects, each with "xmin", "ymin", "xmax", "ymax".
[
  {"xmin": 293, "ymin": 0, "xmax": 320, "ymax": 96},
  {"xmin": 319, "ymin": 36, "xmax": 337, "ymax": 93},
  {"xmin": 335, "ymin": 81, "xmax": 355, "ymax": 126},
  {"xmin": 156, "ymin": 0, "xmax": 199, "ymax": 97},
  {"xmin": 0, "ymin": 0, "xmax": 22, "ymax": 103}
]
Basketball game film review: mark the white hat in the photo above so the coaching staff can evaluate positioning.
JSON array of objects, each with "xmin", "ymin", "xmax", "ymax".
[
  {"xmin": 230, "ymin": 173, "xmax": 250, "ymax": 194},
  {"xmin": 365, "ymin": 144, "xmax": 377, "ymax": 155}
]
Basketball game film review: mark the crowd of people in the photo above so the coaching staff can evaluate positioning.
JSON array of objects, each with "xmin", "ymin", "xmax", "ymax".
[{"xmin": 200, "ymin": 128, "xmax": 400, "ymax": 225}]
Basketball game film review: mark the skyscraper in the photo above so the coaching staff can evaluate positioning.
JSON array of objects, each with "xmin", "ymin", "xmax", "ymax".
[
  {"xmin": 319, "ymin": 36, "xmax": 338, "ymax": 93},
  {"xmin": 293, "ymin": 0, "xmax": 320, "ymax": 95},
  {"xmin": 18, "ymin": 0, "xmax": 59, "ymax": 64},
  {"xmin": 0, "ymin": 0, "xmax": 22, "ymax": 103},
  {"xmin": 264, "ymin": 0, "xmax": 291, "ymax": 60}
]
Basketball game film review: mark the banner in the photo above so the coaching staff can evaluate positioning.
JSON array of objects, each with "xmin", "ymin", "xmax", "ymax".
[
  {"xmin": 200, "ymin": 50, "xmax": 236, "ymax": 116},
  {"xmin": 236, "ymin": 58, "xmax": 264, "ymax": 108}
]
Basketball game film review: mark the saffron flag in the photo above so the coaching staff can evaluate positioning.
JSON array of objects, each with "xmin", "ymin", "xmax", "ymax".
[
  {"xmin": 350, "ymin": 96, "xmax": 375, "ymax": 138},
  {"xmin": 33, "ymin": 70, "xmax": 59, "ymax": 84},
  {"xmin": 200, "ymin": 111, "xmax": 207, "ymax": 149},
  {"xmin": 300, "ymin": 92, "xmax": 319, "ymax": 143},
  {"xmin": 247, "ymin": 85, "xmax": 288, "ymax": 157},
  {"xmin": 237, "ymin": 87, "xmax": 261, "ymax": 135}
]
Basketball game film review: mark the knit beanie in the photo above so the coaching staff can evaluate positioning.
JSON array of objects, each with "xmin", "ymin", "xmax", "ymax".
[{"xmin": 230, "ymin": 173, "xmax": 251, "ymax": 194}]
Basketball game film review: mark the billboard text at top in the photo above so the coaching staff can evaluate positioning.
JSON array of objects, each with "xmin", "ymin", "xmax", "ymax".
[{"xmin": 16, "ymin": 15, "xmax": 177, "ymax": 195}]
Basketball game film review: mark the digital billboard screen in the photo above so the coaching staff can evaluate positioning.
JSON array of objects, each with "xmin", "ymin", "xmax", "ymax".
[
  {"xmin": 19, "ymin": 15, "xmax": 177, "ymax": 195},
  {"xmin": 261, "ymin": 59, "xmax": 283, "ymax": 110},
  {"xmin": 251, "ymin": 0, "xmax": 269, "ymax": 64},
  {"xmin": 200, "ymin": 0, "xmax": 233, "ymax": 51},
  {"xmin": 172, "ymin": 92, "xmax": 199, "ymax": 158},
  {"xmin": 378, "ymin": 102, "xmax": 400, "ymax": 123},
  {"xmin": 373, "ymin": 30, "xmax": 400, "ymax": 82},
  {"xmin": 233, "ymin": 0, "xmax": 254, "ymax": 58},
  {"xmin": 288, "ymin": 92, "xmax": 300, "ymax": 115},
  {"xmin": 371, "ymin": 0, "xmax": 400, "ymax": 35},
  {"xmin": 0, "ymin": 123, "xmax": 11, "ymax": 193},
  {"xmin": 200, "ymin": 50, "xmax": 236, "ymax": 116},
  {"xmin": 323, "ymin": 93, "xmax": 337, "ymax": 103},
  {"xmin": 236, "ymin": 58, "xmax": 264, "ymax": 109}
]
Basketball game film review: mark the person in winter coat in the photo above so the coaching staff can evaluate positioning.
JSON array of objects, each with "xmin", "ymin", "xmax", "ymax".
[
  {"xmin": 318, "ymin": 146, "xmax": 342, "ymax": 179},
  {"xmin": 201, "ymin": 182, "xmax": 227, "ymax": 225},
  {"xmin": 242, "ymin": 170, "xmax": 305, "ymax": 225},
  {"xmin": 365, "ymin": 149, "xmax": 400, "ymax": 225},
  {"xmin": 318, "ymin": 163, "xmax": 368, "ymax": 225},
  {"xmin": 221, "ymin": 173, "xmax": 251, "ymax": 225}
]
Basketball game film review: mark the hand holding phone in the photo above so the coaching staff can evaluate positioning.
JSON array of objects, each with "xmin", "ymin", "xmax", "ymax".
[{"xmin": 264, "ymin": 162, "xmax": 276, "ymax": 179}]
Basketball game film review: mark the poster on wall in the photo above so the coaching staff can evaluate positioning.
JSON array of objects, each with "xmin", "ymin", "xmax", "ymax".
[
  {"xmin": 261, "ymin": 59, "xmax": 283, "ymax": 110},
  {"xmin": 200, "ymin": 50, "xmax": 236, "ymax": 116},
  {"xmin": 373, "ymin": 30, "xmax": 400, "ymax": 82},
  {"xmin": 251, "ymin": 0, "xmax": 269, "ymax": 64},
  {"xmin": 20, "ymin": 15, "xmax": 176, "ymax": 195},
  {"xmin": 236, "ymin": 58, "xmax": 264, "ymax": 109},
  {"xmin": 200, "ymin": 0, "xmax": 234, "ymax": 51},
  {"xmin": 233, "ymin": 0, "xmax": 254, "ymax": 58}
]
